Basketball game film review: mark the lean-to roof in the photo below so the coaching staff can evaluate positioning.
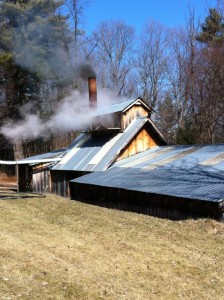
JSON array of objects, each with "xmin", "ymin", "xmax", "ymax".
[{"xmin": 72, "ymin": 144, "xmax": 224, "ymax": 203}]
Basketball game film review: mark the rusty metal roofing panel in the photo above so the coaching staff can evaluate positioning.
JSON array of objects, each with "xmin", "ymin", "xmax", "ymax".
[
  {"xmin": 143, "ymin": 146, "xmax": 201, "ymax": 170},
  {"xmin": 72, "ymin": 144, "xmax": 224, "ymax": 203},
  {"xmin": 112, "ymin": 144, "xmax": 224, "ymax": 171},
  {"xmin": 114, "ymin": 146, "xmax": 174, "ymax": 169},
  {"xmin": 200, "ymin": 153, "xmax": 224, "ymax": 166}
]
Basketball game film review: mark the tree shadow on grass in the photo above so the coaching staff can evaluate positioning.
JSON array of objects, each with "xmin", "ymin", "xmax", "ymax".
[{"xmin": 0, "ymin": 189, "xmax": 46, "ymax": 200}]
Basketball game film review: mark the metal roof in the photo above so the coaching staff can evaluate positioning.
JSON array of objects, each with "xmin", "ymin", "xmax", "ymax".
[
  {"xmin": 92, "ymin": 97, "xmax": 153, "ymax": 117},
  {"xmin": 113, "ymin": 144, "xmax": 224, "ymax": 171},
  {"xmin": 52, "ymin": 132, "xmax": 117, "ymax": 171},
  {"xmin": 72, "ymin": 144, "xmax": 224, "ymax": 203},
  {"xmin": 0, "ymin": 148, "xmax": 66, "ymax": 165},
  {"xmin": 21, "ymin": 148, "xmax": 66, "ymax": 162},
  {"xmin": 52, "ymin": 117, "xmax": 149, "ymax": 171}
]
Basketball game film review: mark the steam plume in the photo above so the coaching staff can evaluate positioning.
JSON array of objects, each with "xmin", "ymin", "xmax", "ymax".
[
  {"xmin": 0, "ymin": 89, "xmax": 120, "ymax": 142},
  {"xmin": 0, "ymin": 4, "xmax": 126, "ymax": 143}
]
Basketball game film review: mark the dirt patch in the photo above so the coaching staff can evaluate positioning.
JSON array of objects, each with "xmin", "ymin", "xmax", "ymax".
[{"xmin": 0, "ymin": 174, "xmax": 17, "ymax": 187}]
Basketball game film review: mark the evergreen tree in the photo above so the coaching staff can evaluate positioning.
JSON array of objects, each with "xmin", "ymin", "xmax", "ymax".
[
  {"xmin": 195, "ymin": 7, "xmax": 224, "ymax": 143},
  {"xmin": 156, "ymin": 93, "xmax": 177, "ymax": 144},
  {"xmin": 196, "ymin": 8, "xmax": 224, "ymax": 44},
  {"xmin": 0, "ymin": 0, "xmax": 72, "ymax": 159}
]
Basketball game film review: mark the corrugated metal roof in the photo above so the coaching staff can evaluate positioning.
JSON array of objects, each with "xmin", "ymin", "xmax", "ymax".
[
  {"xmin": 93, "ymin": 98, "xmax": 153, "ymax": 117},
  {"xmin": 72, "ymin": 144, "xmax": 224, "ymax": 203},
  {"xmin": 53, "ymin": 133, "xmax": 116, "ymax": 171},
  {"xmin": 21, "ymin": 148, "xmax": 66, "ymax": 162},
  {"xmin": 93, "ymin": 117, "xmax": 148, "ymax": 171},
  {"xmin": 52, "ymin": 117, "xmax": 149, "ymax": 172},
  {"xmin": 200, "ymin": 153, "xmax": 224, "ymax": 166},
  {"xmin": 0, "ymin": 157, "xmax": 63, "ymax": 165},
  {"xmin": 0, "ymin": 148, "xmax": 66, "ymax": 166},
  {"xmin": 113, "ymin": 144, "xmax": 224, "ymax": 171}
]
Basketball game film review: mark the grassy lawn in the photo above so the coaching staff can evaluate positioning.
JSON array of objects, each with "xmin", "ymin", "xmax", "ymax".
[{"xmin": 0, "ymin": 193, "xmax": 224, "ymax": 299}]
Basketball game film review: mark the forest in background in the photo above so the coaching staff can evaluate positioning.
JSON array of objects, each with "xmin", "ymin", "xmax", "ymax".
[{"xmin": 0, "ymin": 0, "xmax": 223, "ymax": 165}]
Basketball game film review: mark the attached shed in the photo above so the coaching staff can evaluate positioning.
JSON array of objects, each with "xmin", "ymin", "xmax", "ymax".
[
  {"xmin": 70, "ymin": 144, "xmax": 224, "ymax": 221},
  {"xmin": 18, "ymin": 149, "xmax": 66, "ymax": 193}
]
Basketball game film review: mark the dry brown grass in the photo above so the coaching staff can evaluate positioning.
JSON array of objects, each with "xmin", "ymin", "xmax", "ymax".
[{"xmin": 0, "ymin": 193, "xmax": 224, "ymax": 300}]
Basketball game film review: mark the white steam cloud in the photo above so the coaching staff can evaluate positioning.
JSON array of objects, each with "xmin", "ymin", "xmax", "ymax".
[
  {"xmin": 0, "ymin": 89, "xmax": 120, "ymax": 142},
  {"xmin": 0, "ymin": 4, "xmax": 126, "ymax": 143}
]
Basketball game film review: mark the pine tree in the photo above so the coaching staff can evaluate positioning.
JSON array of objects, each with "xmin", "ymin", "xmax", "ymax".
[
  {"xmin": 156, "ymin": 93, "xmax": 177, "ymax": 144},
  {"xmin": 194, "ymin": 7, "xmax": 224, "ymax": 143},
  {"xmin": 0, "ymin": 0, "xmax": 72, "ymax": 159},
  {"xmin": 196, "ymin": 8, "xmax": 224, "ymax": 44}
]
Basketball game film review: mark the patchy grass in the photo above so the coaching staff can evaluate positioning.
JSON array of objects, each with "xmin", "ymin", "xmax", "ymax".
[{"xmin": 0, "ymin": 194, "xmax": 224, "ymax": 300}]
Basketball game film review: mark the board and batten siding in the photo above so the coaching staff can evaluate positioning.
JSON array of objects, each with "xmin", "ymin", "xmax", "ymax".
[
  {"xmin": 51, "ymin": 170, "xmax": 89, "ymax": 198},
  {"xmin": 117, "ymin": 127, "xmax": 157, "ymax": 161},
  {"xmin": 32, "ymin": 167, "xmax": 51, "ymax": 193},
  {"xmin": 70, "ymin": 182, "xmax": 224, "ymax": 222},
  {"xmin": 122, "ymin": 105, "xmax": 149, "ymax": 131}
]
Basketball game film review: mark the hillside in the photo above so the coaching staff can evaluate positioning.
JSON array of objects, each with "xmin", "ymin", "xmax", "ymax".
[{"xmin": 0, "ymin": 193, "xmax": 224, "ymax": 299}]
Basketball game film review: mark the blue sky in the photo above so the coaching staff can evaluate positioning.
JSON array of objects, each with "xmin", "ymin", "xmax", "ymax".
[{"xmin": 84, "ymin": 0, "xmax": 218, "ymax": 34}]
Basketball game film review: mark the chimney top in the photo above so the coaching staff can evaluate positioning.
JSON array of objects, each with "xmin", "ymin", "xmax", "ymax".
[{"xmin": 88, "ymin": 77, "xmax": 97, "ymax": 110}]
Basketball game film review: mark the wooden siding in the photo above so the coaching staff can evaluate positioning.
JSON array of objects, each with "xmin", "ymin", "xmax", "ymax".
[
  {"xmin": 51, "ymin": 170, "xmax": 89, "ymax": 198},
  {"xmin": 94, "ymin": 103, "xmax": 150, "ymax": 131},
  {"xmin": 18, "ymin": 164, "xmax": 51, "ymax": 193},
  {"xmin": 122, "ymin": 105, "xmax": 149, "ymax": 130},
  {"xmin": 19, "ymin": 165, "xmax": 89, "ymax": 197},
  {"xmin": 32, "ymin": 166, "xmax": 51, "ymax": 194},
  {"xmin": 71, "ymin": 182, "xmax": 224, "ymax": 222},
  {"xmin": 117, "ymin": 125, "xmax": 157, "ymax": 161}
]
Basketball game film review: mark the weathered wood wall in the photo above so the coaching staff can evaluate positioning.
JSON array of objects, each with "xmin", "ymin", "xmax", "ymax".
[
  {"xmin": 122, "ymin": 105, "xmax": 149, "ymax": 130},
  {"xmin": 19, "ymin": 165, "xmax": 89, "ymax": 197},
  {"xmin": 32, "ymin": 166, "xmax": 51, "ymax": 193},
  {"xmin": 51, "ymin": 170, "xmax": 89, "ymax": 198},
  {"xmin": 70, "ymin": 182, "xmax": 224, "ymax": 222},
  {"xmin": 18, "ymin": 164, "xmax": 51, "ymax": 193},
  {"xmin": 117, "ymin": 126, "xmax": 157, "ymax": 161},
  {"xmin": 95, "ymin": 103, "xmax": 150, "ymax": 131}
]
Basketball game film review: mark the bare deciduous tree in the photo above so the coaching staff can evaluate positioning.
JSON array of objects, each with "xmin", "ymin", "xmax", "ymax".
[
  {"xmin": 166, "ymin": 28, "xmax": 190, "ymax": 130},
  {"xmin": 92, "ymin": 20, "xmax": 135, "ymax": 97},
  {"xmin": 134, "ymin": 21, "xmax": 169, "ymax": 108},
  {"xmin": 64, "ymin": 0, "xmax": 89, "ymax": 56}
]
